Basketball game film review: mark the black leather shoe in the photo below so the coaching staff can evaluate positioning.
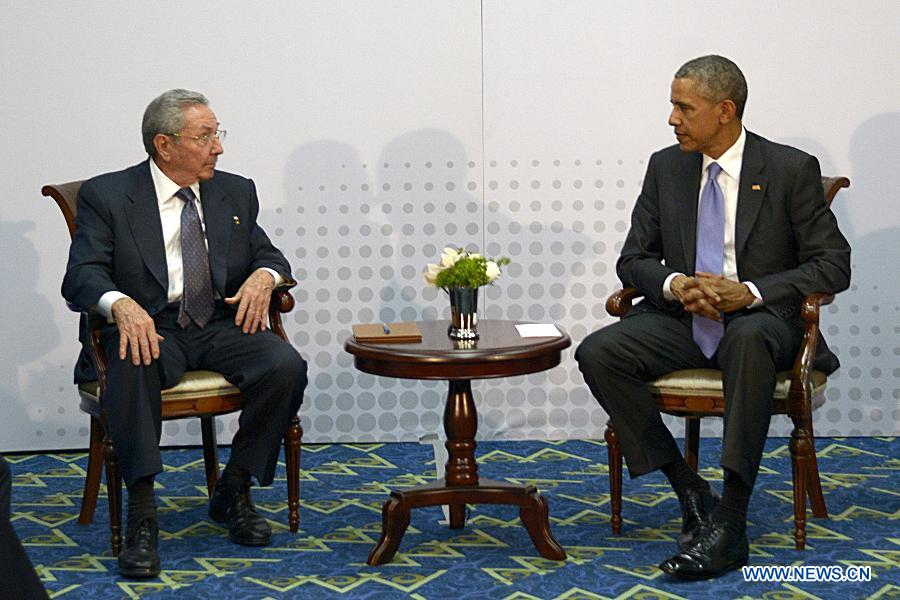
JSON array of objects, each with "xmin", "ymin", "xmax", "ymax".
[
  {"xmin": 677, "ymin": 486, "xmax": 719, "ymax": 550},
  {"xmin": 209, "ymin": 483, "xmax": 272, "ymax": 546},
  {"xmin": 659, "ymin": 520, "xmax": 749, "ymax": 580},
  {"xmin": 117, "ymin": 518, "xmax": 160, "ymax": 578}
]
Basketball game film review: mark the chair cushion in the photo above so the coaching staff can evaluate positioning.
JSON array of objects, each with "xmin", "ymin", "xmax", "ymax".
[
  {"xmin": 649, "ymin": 368, "xmax": 827, "ymax": 405},
  {"xmin": 78, "ymin": 370, "xmax": 241, "ymax": 402}
]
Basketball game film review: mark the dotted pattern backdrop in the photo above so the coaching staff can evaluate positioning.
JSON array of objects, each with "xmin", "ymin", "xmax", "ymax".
[
  {"xmin": 194, "ymin": 146, "xmax": 894, "ymax": 445},
  {"xmin": 7, "ymin": 3, "xmax": 898, "ymax": 451}
]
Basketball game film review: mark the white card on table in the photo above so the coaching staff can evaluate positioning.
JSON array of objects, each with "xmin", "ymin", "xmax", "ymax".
[{"xmin": 515, "ymin": 323, "xmax": 562, "ymax": 338}]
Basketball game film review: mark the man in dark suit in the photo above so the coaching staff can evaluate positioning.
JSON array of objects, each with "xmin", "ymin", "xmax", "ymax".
[
  {"xmin": 62, "ymin": 89, "xmax": 307, "ymax": 578},
  {"xmin": 575, "ymin": 56, "xmax": 850, "ymax": 579}
]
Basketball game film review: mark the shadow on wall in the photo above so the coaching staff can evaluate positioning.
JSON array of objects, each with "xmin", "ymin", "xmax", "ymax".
[
  {"xmin": 374, "ymin": 129, "xmax": 479, "ymax": 321},
  {"xmin": 843, "ymin": 112, "xmax": 900, "ymax": 307},
  {"xmin": 0, "ymin": 221, "xmax": 62, "ymax": 447},
  {"xmin": 782, "ymin": 112, "xmax": 900, "ymax": 436},
  {"xmin": 276, "ymin": 132, "xmax": 485, "ymax": 442},
  {"xmin": 275, "ymin": 131, "xmax": 623, "ymax": 443},
  {"xmin": 473, "ymin": 166, "xmax": 605, "ymax": 439},
  {"xmin": 790, "ymin": 112, "xmax": 900, "ymax": 306}
]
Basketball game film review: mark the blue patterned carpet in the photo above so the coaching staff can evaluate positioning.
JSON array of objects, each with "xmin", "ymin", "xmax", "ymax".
[{"xmin": 7, "ymin": 436, "xmax": 899, "ymax": 599}]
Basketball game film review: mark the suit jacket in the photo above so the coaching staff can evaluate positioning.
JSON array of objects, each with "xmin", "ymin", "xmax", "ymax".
[
  {"xmin": 617, "ymin": 131, "xmax": 851, "ymax": 371},
  {"xmin": 62, "ymin": 160, "xmax": 292, "ymax": 381}
]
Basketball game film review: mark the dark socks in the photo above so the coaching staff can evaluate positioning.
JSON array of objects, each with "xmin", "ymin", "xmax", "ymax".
[
  {"xmin": 711, "ymin": 469, "xmax": 751, "ymax": 530},
  {"xmin": 661, "ymin": 456, "xmax": 709, "ymax": 498},
  {"xmin": 220, "ymin": 461, "xmax": 252, "ymax": 493},
  {"xmin": 126, "ymin": 476, "xmax": 157, "ymax": 529}
]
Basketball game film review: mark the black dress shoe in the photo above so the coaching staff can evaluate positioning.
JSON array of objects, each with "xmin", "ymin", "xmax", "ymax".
[
  {"xmin": 117, "ymin": 518, "xmax": 160, "ymax": 578},
  {"xmin": 659, "ymin": 520, "xmax": 749, "ymax": 580},
  {"xmin": 209, "ymin": 483, "xmax": 272, "ymax": 546},
  {"xmin": 677, "ymin": 486, "xmax": 719, "ymax": 550}
]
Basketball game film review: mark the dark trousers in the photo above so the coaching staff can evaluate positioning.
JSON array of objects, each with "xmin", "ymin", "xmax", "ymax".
[
  {"xmin": 0, "ymin": 456, "xmax": 47, "ymax": 599},
  {"xmin": 575, "ymin": 306, "xmax": 803, "ymax": 488},
  {"xmin": 101, "ymin": 304, "xmax": 307, "ymax": 488}
]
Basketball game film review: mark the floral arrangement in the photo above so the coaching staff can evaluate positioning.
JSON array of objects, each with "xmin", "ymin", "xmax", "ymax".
[{"xmin": 423, "ymin": 246, "xmax": 511, "ymax": 290}]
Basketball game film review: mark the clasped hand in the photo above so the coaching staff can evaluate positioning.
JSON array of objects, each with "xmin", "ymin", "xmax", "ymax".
[{"xmin": 670, "ymin": 272, "xmax": 755, "ymax": 321}]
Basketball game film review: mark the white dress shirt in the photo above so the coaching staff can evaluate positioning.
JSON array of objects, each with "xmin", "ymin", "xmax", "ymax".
[
  {"xmin": 97, "ymin": 158, "xmax": 280, "ymax": 317},
  {"xmin": 663, "ymin": 128, "xmax": 763, "ymax": 306}
]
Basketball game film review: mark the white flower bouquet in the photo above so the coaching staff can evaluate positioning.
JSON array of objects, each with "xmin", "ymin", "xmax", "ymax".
[{"xmin": 423, "ymin": 246, "xmax": 511, "ymax": 290}]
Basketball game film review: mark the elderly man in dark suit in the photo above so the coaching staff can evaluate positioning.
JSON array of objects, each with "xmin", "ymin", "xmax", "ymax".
[
  {"xmin": 575, "ymin": 55, "xmax": 850, "ymax": 579},
  {"xmin": 62, "ymin": 89, "xmax": 307, "ymax": 578}
]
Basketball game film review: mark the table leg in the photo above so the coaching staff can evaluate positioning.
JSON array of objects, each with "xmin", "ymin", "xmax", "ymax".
[
  {"xmin": 445, "ymin": 379, "xmax": 477, "ymax": 529},
  {"xmin": 520, "ymin": 489, "xmax": 567, "ymax": 560},
  {"xmin": 367, "ymin": 495, "xmax": 411, "ymax": 566},
  {"xmin": 444, "ymin": 379, "xmax": 478, "ymax": 487},
  {"xmin": 367, "ymin": 377, "xmax": 566, "ymax": 566}
]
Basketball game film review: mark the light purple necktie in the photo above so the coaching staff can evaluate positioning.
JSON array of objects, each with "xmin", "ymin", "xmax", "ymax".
[
  {"xmin": 692, "ymin": 162, "xmax": 725, "ymax": 358},
  {"xmin": 176, "ymin": 187, "xmax": 215, "ymax": 329}
]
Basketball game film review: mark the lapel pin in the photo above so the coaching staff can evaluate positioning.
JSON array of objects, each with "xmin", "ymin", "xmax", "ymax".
[
  {"xmin": 232, "ymin": 215, "xmax": 241, "ymax": 225},
  {"xmin": 751, "ymin": 184, "xmax": 762, "ymax": 191}
]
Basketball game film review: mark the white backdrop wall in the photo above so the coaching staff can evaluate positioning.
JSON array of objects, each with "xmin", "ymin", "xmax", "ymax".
[{"xmin": 2, "ymin": 1, "xmax": 897, "ymax": 451}]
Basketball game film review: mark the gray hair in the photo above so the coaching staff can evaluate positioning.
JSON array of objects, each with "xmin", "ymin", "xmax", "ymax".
[
  {"xmin": 675, "ymin": 55, "xmax": 748, "ymax": 118},
  {"xmin": 141, "ymin": 89, "xmax": 208, "ymax": 156}
]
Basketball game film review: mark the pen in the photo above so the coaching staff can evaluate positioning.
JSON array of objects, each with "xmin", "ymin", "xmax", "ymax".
[{"xmin": 383, "ymin": 324, "xmax": 391, "ymax": 335}]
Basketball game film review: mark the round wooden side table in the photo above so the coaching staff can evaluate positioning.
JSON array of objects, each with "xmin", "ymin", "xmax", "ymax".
[{"xmin": 344, "ymin": 319, "xmax": 571, "ymax": 565}]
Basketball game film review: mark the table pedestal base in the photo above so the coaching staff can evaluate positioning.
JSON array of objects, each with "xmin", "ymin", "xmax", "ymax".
[{"xmin": 366, "ymin": 477, "xmax": 566, "ymax": 566}]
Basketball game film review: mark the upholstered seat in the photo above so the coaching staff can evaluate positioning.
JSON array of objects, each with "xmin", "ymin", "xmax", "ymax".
[
  {"xmin": 649, "ymin": 369, "xmax": 827, "ymax": 403},
  {"xmin": 79, "ymin": 371, "xmax": 242, "ymax": 405}
]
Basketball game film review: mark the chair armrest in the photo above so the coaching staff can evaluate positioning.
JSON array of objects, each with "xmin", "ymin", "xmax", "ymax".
[
  {"xmin": 801, "ymin": 293, "xmax": 834, "ymax": 321},
  {"xmin": 605, "ymin": 287, "xmax": 641, "ymax": 317},
  {"xmin": 786, "ymin": 292, "xmax": 833, "ymax": 416},
  {"xmin": 85, "ymin": 312, "xmax": 110, "ymax": 394},
  {"xmin": 269, "ymin": 289, "xmax": 296, "ymax": 343}
]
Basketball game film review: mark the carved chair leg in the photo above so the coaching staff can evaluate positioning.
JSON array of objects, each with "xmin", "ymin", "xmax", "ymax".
[
  {"xmin": 804, "ymin": 415, "xmax": 828, "ymax": 519},
  {"xmin": 284, "ymin": 415, "xmax": 302, "ymax": 533},
  {"xmin": 789, "ymin": 418, "xmax": 810, "ymax": 551},
  {"xmin": 102, "ymin": 427, "xmax": 123, "ymax": 556},
  {"xmin": 200, "ymin": 417, "xmax": 219, "ymax": 497},
  {"xmin": 79, "ymin": 416, "xmax": 104, "ymax": 525},
  {"xmin": 684, "ymin": 417, "xmax": 700, "ymax": 472},
  {"xmin": 605, "ymin": 421, "xmax": 623, "ymax": 535}
]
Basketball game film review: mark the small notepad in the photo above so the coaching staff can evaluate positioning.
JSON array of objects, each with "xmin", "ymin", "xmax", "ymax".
[
  {"xmin": 515, "ymin": 323, "xmax": 562, "ymax": 338},
  {"xmin": 352, "ymin": 322, "xmax": 422, "ymax": 343}
]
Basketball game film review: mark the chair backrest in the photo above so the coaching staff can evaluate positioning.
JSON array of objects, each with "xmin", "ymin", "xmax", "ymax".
[
  {"xmin": 821, "ymin": 176, "xmax": 849, "ymax": 208},
  {"xmin": 41, "ymin": 181, "xmax": 84, "ymax": 240}
]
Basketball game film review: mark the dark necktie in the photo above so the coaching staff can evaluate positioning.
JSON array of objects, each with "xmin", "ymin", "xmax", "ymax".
[
  {"xmin": 176, "ymin": 187, "xmax": 214, "ymax": 328},
  {"xmin": 692, "ymin": 162, "xmax": 725, "ymax": 358}
]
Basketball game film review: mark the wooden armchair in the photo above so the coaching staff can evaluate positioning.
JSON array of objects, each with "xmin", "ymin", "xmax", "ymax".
[
  {"xmin": 603, "ymin": 176, "xmax": 849, "ymax": 550},
  {"xmin": 42, "ymin": 180, "xmax": 303, "ymax": 555}
]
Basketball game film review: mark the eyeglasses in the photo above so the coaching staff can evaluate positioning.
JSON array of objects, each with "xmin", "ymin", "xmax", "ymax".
[{"xmin": 167, "ymin": 129, "xmax": 227, "ymax": 145}]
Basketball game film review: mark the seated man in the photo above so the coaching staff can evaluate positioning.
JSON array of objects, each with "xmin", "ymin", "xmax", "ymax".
[
  {"xmin": 575, "ymin": 56, "xmax": 850, "ymax": 579},
  {"xmin": 62, "ymin": 89, "xmax": 307, "ymax": 578}
]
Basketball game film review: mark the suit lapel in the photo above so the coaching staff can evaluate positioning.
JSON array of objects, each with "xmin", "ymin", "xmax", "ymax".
[
  {"xmin": 124, "ymin": 163, "xmax": 168, "ymax": 292},
  {"xmin": 736, "ymin": 132, "xmax": 767, "ymax": 259},
  {"xmin": 200, "ymin": 177, "xmax": 232, "ymax": 296},
  {"xmin": 676, "ymin": 152, "xmax": 703, "ymax": 271}
]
